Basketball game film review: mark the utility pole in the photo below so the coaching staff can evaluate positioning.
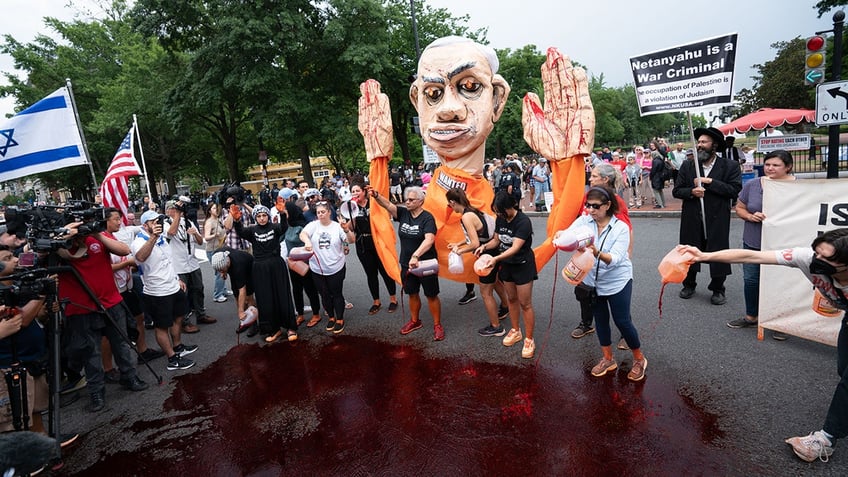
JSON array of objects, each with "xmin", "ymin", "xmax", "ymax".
[{"xmin": 823, "ymin": 11, "xmax": 844, "ymax": 178}]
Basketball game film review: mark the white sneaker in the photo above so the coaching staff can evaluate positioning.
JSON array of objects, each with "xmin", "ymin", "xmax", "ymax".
[
  {"xmin": 214, "ymin": 296, "xmax": 227, "ymax": 303},
  {"xmin": 785, "ymin": 431, "xmax": 833, "ymax": 462},
  {"xmin": 521, "ymin": 338, "xmax": 535, "ymax": 359},
  {"xmin": 502, "ymin": 328, "xmax": 523, "ymax": 347}
]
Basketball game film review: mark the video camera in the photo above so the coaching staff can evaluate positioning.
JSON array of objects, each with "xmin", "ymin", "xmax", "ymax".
[
  {"xmin": 3, "ymin": 201, "xmax": 108, "ymax": 252},
  {"xmin": 216, "ymin": 182, "xmax": 247, "ymax": 205},
  {"xmin": 0, "ymin": 268, "xmax": 56, "ymax": 308}
]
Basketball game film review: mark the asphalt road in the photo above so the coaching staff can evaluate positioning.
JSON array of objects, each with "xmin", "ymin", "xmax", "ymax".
[{"xmin": 55, "ymin": 216, "xmax": 846, "ymax": 476}]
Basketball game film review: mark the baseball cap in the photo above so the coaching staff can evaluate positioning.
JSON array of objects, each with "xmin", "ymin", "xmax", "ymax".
[
  {"xmin": 279, "ymin": 188, "xmax": 297, "ymax": 200},
  {"xmin": 686, "ymin": 148, "xmax": 695, "ymax": 155},
  {"xmin": 140, "ymin": 210, "xmax": 160, "ymax": 223},
  {"xmin": 165, "ymin": 200, "xmax": 177, "ymax": 210},
  {"xmin": 304, "ymin": 188, "xmax": 321, "ymax": 199}
]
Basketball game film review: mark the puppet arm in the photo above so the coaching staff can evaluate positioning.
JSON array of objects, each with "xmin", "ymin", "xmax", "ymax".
[
  {"xmin": 358, "ymin": 79, "xmax": 400, "ymax": 284},
  {"xmin": 522, "ymin": 48, "xmax": 595, "ymax": 271}
]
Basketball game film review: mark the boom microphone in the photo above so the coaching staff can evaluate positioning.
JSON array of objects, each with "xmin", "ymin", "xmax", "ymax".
[{"xmin": 0, "ymin": 431, "xmax": 57, "ymax": 476}]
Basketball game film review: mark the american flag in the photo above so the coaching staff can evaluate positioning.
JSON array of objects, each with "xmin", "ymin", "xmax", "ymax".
[{"xmin": 100, "ymin": 126, "xmax": 142, "ymax": 224}]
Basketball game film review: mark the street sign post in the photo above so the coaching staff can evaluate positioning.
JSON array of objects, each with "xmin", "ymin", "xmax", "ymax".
[{"xmin": 816, "ymin": 79, "xmax": 848, "ymax": 126}]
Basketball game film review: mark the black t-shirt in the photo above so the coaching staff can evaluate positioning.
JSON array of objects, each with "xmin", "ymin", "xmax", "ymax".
[
  {"xmin": 390, "ymin": 171, "xmax": 402, "ymax": 186},
  {"xmin": 225, "ymin": 247, "xmax": 254, "ymax": 293},
  {"xmin": 495, "ymin": 210, "xmax": 534, "ymax": 265},
  {"xmin": 396, "ymin": 207, "xmax": 437, "ymax": 267}
]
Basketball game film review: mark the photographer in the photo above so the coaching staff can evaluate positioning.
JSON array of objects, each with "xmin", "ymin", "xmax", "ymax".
[
  {"xmin": 0, "ymin": 246, "xmax": 79, "ymax": 449},
  {"xmin": 57, "ymin": 219, "xmax": 149, "ymax": 413},
  {"xmin": 131, "ymin": 211, "xmax": 197, "ymax": 372},
  {"xmin": 165, "ymin": 199, "xmax": 216, "ymax": 332},
  {"xmin": 221, "ymin": 186, "xmax": 255, "ymax": 254},
  {"xmin": 0, "ymin": 247, "xmax": 48, "ymax": 433}
]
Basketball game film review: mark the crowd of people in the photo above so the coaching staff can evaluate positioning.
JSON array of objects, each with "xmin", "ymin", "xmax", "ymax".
[{"xmin": 0, "ymin": 122, "xmax": 845, "ymax": 467}]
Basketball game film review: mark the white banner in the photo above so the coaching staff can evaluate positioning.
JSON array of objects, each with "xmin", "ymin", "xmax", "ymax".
[
  {"xmin": 0, "ymin": 87, "xmax": 87, "ymax": 182},
  {"xmin": 756, "ymin": 134, "xmax": 811, "ymax": 152},
  {"xmin": 760, "ymin": 179, "xmax": 848, "ymax": 346},
  {"xmin": 629, "ymin": 33, "xmax": 738, "ymax": 116}
]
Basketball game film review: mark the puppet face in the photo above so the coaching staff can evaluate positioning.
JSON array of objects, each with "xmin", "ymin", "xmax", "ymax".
[{"xmin": 411, "ymin": 42, "xmax": 508, "ymax": 174}]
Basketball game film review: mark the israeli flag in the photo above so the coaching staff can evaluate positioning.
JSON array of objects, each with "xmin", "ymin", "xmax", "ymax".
[{"xmin": 0, "ymin": 87, "xmax": 87, "ymax": 182}]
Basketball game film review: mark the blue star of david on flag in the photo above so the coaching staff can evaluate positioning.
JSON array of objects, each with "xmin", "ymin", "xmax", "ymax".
[{"xmin": 0, "ymin": 129, "xmax": 18, "ymax": 157}]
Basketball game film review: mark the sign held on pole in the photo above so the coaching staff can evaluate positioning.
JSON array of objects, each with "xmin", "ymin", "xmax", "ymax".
[{"xmin": 629, "ymin": 33, "xmax": 738, "ymax": 116}]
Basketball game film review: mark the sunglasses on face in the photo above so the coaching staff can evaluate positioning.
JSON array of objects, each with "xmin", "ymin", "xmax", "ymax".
[
  {"xmin": 584, "ymin": 202, "xmax": 607, "ymax": 210},
  {"xmin": 404, "ymin": 197, "xmax": 419, "ymax": 203}
]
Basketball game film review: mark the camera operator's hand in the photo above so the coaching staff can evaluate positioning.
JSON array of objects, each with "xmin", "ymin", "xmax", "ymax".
[
  {"xmin": 61, "ymin": 221, "xmax": 84, "ymax": 240},
  {"xmin": 229, "ymin": 204, "xmax": 242, "ymax": 221},
  {"xmin": 0, "ymin": 307, "xmax": 22, "ymax": 339},
  {"xmin": 150, "ymin": 220, "xmax": 164, "ymax": 237}
]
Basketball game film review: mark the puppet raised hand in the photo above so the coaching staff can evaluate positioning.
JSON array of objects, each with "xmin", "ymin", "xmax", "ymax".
[
  {"xmin": 358, "ymin": 79, "xmax": 400, "ymax": 284},
  {"xmin": 358, "ymin": 79, "xmax": 394, "ymax": 162},
  {"xmin": 522, "ymin": 48, "xmax": 594, "ymax": 160},
  {"xmin": 523, "ymin": 48, "xmax": 596, "ymax": 270}
]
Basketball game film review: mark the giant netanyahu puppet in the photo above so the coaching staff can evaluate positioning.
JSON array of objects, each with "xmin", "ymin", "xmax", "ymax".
[{"xmin": 358, "ymin": 36, "xmax": 594, "ymax": 284}]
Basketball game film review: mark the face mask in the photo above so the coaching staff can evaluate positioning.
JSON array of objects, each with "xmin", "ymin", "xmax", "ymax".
[{"xmin": 810, "ymin": 257, "xmax": 839, "ymax": 276}]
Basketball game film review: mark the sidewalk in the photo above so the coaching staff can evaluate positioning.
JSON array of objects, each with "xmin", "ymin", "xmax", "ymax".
[{"xmin": 520, "ymin": 185, "xmax": 685, "ymax": 219}]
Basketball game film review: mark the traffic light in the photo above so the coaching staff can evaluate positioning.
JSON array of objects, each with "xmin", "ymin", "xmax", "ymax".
[{"xmin": 805, "ymin": 35, "xmax": 826, "ymax": 85}]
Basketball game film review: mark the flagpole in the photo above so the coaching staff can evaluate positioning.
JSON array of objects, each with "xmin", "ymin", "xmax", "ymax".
[
  {"xmin": 686, "ymin": 111, "xmax": 708, "ymax": 240},
  {"xmin": 65, "ymin": 78, "xmax": 99, "ymax": 196},
  {"xmin": 133, "ymin": 114, "xmax": 153, "ymax": 201}
]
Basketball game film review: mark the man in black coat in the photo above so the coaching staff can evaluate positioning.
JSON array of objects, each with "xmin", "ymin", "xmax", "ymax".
[{"xmin": 672, "ymin": 127, "xmax": 742, "ymax": 305}]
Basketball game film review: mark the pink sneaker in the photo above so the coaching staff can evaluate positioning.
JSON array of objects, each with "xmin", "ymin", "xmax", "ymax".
[
  {"xmin": 400, "ymin": 319, "xmax": 423, "ymax": 335},
  {"xmin": 433, "ymin": 324, "xmax": 445, "ymax": 341}
]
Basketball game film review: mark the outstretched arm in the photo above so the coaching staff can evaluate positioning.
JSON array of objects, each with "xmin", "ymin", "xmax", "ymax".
[
  {"xmin": 677, "ymin": 245, "xmax": 779, "ymax": 265},
  {"xmin": 358, "ymin": 79, "xmax": 401, "ymax": 284},
  {"xmin": 522, "ymin": 48, "xmax": 595, "ymax": 270},
  {"xmin": 358, "ymin": 79, "xmax": 394, "ymax": 162}
]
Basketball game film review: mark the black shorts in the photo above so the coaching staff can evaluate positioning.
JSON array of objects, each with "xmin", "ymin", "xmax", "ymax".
[
  {"xmin": 402, "ymin": 267, "xmax": 440, "ymax": 297},
  {"xmin": 143, "ymin": 290, "xmax": 189, "ymax": 329},
  {"xmin": 120, "ymin": 289, "xmax": 143, "ymax": 317},
  {"xmin": 498, "ymin": 259, "xmax": 538, "ymax": 286}
]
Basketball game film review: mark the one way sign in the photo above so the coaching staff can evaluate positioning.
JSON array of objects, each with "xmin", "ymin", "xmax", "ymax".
[{"xmin": 816, "ymin": 80, "xmax": 848, "ymax": 126}]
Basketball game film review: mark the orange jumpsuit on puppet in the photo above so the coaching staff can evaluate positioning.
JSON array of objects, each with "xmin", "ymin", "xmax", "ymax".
[{"xmin": 360, "ymin": 42, "xmax": 593, "ymax": 285}]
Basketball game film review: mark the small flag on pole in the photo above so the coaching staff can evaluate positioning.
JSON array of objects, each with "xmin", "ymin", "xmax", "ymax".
[
  {"xmin": 0, "ymin": 87, "xmax": 87, "ymax": 182},
  {"xmin": 100, "ymin": 126, "xmax": 142, "ymax": 224}
]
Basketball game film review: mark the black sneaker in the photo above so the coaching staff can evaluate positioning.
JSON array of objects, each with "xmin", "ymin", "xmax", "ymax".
[
  {"xmin": 119, "ymin": 375, "xmax": 149, "ymax": 392},
  {"xmin": 727, "ymin": 317, "xmax": 757, "ymax": 329},
  {"xmin": 679, "ymin": 287, "xmax": 695, "ymax": 299},
  {"xmin": 137, "ymin": 348, "xmax": 165, "ymax": 364},
  {"xmin": 86, "ymin": 390, "xmax": 105, "ymax": 413},
  {"xmin": 458, "ymin": 291, "xmax": 477, "ymax": 305},
  {"xmin": 173, "ymin": 343, "xmax": 198, "ymax": 357},
  {"xmin": 710, "ymin": 292, "xmax": 727, "ymax": 305},
  {"xmin": 497, "ymin": 306, "xmax": 509, "ymax": 320},
  {"xmin": 104, "ymin": 369, "xmax": 120, "ymax": 384},
  {"xmin": 478, "ymin": 325, "xmax": 506, "ymax": 337},
  {"xmin": 167, "ymin": 355, "xmax": 195, "ymax": 371},
  {"xmin": 571, "ymin": 324, "xmax": 595, "ymax": 339}
]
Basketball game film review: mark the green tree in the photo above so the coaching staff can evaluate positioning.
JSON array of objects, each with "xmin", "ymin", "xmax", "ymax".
[
  {"xmin": 748, "ymin": 38, "xmax": 814, "ymax": 110},
  {"xmin": 815, "ymin": 0, "xmax": 848, "ymax": 17},
  {"xmin": 490, "ymin": 45, "xmax": 545, "ymax": 158}
]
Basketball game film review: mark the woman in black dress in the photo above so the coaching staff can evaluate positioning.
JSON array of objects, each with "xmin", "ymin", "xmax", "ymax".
[{"xmin": 233, "ymin": 205, "xmax": 297, "ymax": 342}]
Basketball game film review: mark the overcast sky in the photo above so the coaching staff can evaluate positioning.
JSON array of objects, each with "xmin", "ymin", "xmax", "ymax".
[
  {"xmin": 0, "ymin": 0, "xmax": 838, "ymax": 117},
  {"xmin": 424, "ymin": 0, "xmax": 832, "ymax": 91}
]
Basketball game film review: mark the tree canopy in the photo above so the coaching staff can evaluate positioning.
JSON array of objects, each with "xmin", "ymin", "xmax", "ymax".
[{"xmin": 1, "ymin": 0, "xmax": 797, "ymax": 198}]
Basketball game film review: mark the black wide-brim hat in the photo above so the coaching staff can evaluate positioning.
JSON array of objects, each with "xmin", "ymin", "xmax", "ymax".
[{"xmin": 693, "ymin": 127, "xmax": 726, "ymax": 150}]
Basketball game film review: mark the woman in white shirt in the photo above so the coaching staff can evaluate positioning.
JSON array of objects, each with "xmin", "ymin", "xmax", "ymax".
[{"xmin": 300, "ymin": 202, "xmax": 355, "ymax": 334}]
